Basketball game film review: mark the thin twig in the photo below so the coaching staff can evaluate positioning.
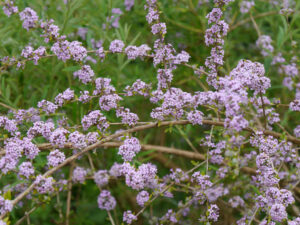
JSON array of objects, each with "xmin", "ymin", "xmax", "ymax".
[
  {"xmin": 15, "ymin": 206, "xmax": 37, "ymax": 225},
  {"xmin": 230, "ymin": 11, "xmax": 278, "ymax": 31},
  {"xmin": 107, "ymin": 211, "xmax": 116, "ymax": 225},
  {"xmin": 250, "ymin": 12, "xmax": 261, "ymax": 37},
  {"xmin": 0, "ymin": 102, "xmax": 15, "ymax": 111},
  {"xmin": 248, "ymin": 207, "xmax": 259, "ymax": 225},
  {"xmin": 66, "ymin": 163, "xmax": 75, "ymax": 225}
]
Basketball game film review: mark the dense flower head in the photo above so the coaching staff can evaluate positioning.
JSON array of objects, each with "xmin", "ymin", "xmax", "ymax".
[
  {"xmin": 51, "ymin": 40, "xmax": 71, "ymax": 61},
  {"xmin": 229, "ymin": 196, "xmax": 245, "ymax": 208},
  {"xmin": 187, "ymin": 110, "xmax": 203, "ymax": 125},
  {"xmin": 37, "ymin": 100, "xmax": 58, "ymax": 114},
  {"xmin": 118, "ymin": 137, "xmax": 141, "ymax": 161},
  {"xmin": 34, "ymin": 175, "xmax": 55, "ymax": 194},
  {"xmin": 2, "ymin": 0, "xmax": 18, "ymax": 17},
  {"xmin": 18, "ymin": 161, "xmax": 35, "ymax": 178},
  {"xmin": 173, "ymin": 50, "xmax": 190, "ymax": 64},
  {"xmin": 270, "ymin": 204, "xmax": 287, "ymax": 222},
  {"xmin": 40, "ymin": 19, "xmax": 60, "ymax": 42},
  {"xmin": 94, "ymin": 170, "xmax": 109, "ymax": 187},
  {"xmin": 22, "ymin": 137, "xmax": 40, "ymax": 159},
  {"xmin": 55, "ymin": 88, "xmax": 74, "ymax": 106},
  {"xmin": 151, "ymin": 87, "xmax": 193, "ymax": 120},
  {"xmin": 123, "ymin": 210, "xmax": 137, "ymax": 224},
  {"xmin": 27, "ymin": 121, "xmax": 54, "ymax": 139},
  {"xmin": 47, "ymin": 149, "xmax": 65, "ymax": 167},
  {"xmin": 19, "ymin": 7, "xmax": 38, "ymax": 30},
  {"xmin": 85, "ymin": 132, "xmax": 99, "ymax": 144},
  {"xmin": 97, "ymin": 190, "xmax": 116, "ymax": 211},
  {"xmin": 21, "ymin": 46, "xmax": 46, "ymax": 65},
  {"xmin": 207, "ymin": 204, "xmax": 219, "ymax": 222},
  {"xmin": 0, "ymin": 116, "xmax": 18, "ymax": 135},
  {"xmin": 73, "ymin": 65, "xmax": 94, "ymax": 84},
  {"xmin": 109, "ymin": 39, "xmax": 125, "ymax": 53},
  {"xmin": 151, "ymin": 22, "xmax": 167, "ymax": 35},
  {"xmin": 116, "ymin": 107, "xmax": 139, "ymax": 126},
  {"xmin": 240, "ymin": 0, "xmax": 255, "ymax": 13},
  {"xmin": 81, "ymin": 110, "xmax": 109, "ymax": 131},
  {"xmin": 68, "ymin": 41, "xmax": 87, "ymax": 61},
  {"xmin": 206, "ymin": 8, "xmax": 222, "ymax": 24},
  {"xmin": 109, "ymin": 163, "xmax": 123, "ymax": 177},
  {"xmin": 99, "ymin": 93, "xmax": 122, "ymax": 111},
  {"xmin": 125, "ymin": 44, "xmax": 151, "ymax": 60},
  {"xmin": 256, "ymin": 35, "xmax": 274, "ymax": 57},
  {"xmin": 0, "ymin": 195, "xmax": 13, "ymax": 216},
  {"xmin": 136, "ymin": 190, "xmax": 149, "ymax": 207},
  {"xmin": 124, "ymin": 0, "xmax": 134, "ymax": 11},
  {"xmin": 93, "ymin": 77, "xmax": 116, "ymax": 95},
  {"xmin": 124, "ymin": 79, "xmax": 151, "ymax": 97},
  {"xmin": 68, "ymin": 131, "xmax": 87, "ymax": 149},
  {"xmin": 160, "ymin": 209, "xmax": 177, "ymax": 223},
  {"xmin": 13, "ymin": 107, "xmax": 39, "ymax": 124},
  {"xmin": 49, "ymin": 127, "xmax": 69, "ymax": 148},
  {"xmin": 78, "ymin": 90, "xmax": 91, "ymax": 103},
  {"xmin": 121, "ymin": 162, "xmax": 158, "ymax": 190},
  {"xmin": 191, "ymin": 173, "xmax": 212, "ymax": 190},
  {"xmin": 169, "ymin": 168, "xmax": 189, "ymax": 184},
  {"xmin": 72, "ymin": 167, "xmax": 88, "ymax": 183},
  {"xmin": 294, "ymin": 125, "xmax": 300, "ymax": 137}
]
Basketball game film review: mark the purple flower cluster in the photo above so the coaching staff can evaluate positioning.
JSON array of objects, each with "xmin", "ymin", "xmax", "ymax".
[
  {"xmin": 207, "ymin": 204, "xmax": 219, "ymax": 222},
  {"xmin": 72, "ymin": 167, "xmax": 88, "ymax": 184},
  {"xmin": 37, "ymin": 100, "xmax": 58, "ymax": 114},
  {"xmin": 34, "ymin": 175, "xmax": 54, "ymax": 194},
  {"xmin": 124, "ymin": 0, "xmax": 134, "ymax": 11},
  {"xmin": 118, "ymin": 137, "xmax": 141, "ymax": 161},
  {"xmin": 204, "ymin": 6, "xmax": 229, "ymax": 87},
  {"xmin": 55, "ymin": 88, "xmax": 74, "ymax": 106},
  {"xmin": 18, "ymin": 162, "xmax": 35, "ymax": 178},
  {"xmin": 81, "ymin": 110, "xmax": 109, "ymax": 131},
  {"xmin": 19, "ymin": 7, "xmax": 38, "ymax": 30},
  {"xmin": 109, "ymin": 40, "xmax": 125, "ymax": 53},
  {"xmin": 94, "ymin": 170, "xmax": 109, "ymax": 187},
  {"xmin": 240, "ymin": 0, "xmax": 255, "ymax": 13},
  {"xmin": 123, "ymin": 210, "xmax": 137, "ymax": 224},
  {"xmin": 49, "ymin": 127, "xmax": 69, "ymax": 148},
  {"xmin": 97, "ymin": 190, "xmax": 116, "ymax": 211},
  {"xmin": 68, "ymin": 131, "xmax": 87, "ymax": 149},
  {"xmin": 0, "ymin": 195, "xmax": 13, "ymax": 216},
  {"xmin": 256, "ymin": 35, "xmax": 274, "ymax": 57},
  {"xmin": 136, "ymin": 190, "xmax": 149, "ymax": 207},
  {"xmin": 0, "ymin": 116, "xmax": 18, "ymax": 135},
  {"xmin": 2, "ymin": 0, "xmax": 18, "ymax": 17},
  {"xmin": 47, "ymin": 149, "xmax": 65, "ymax": 167},
  {"xmin": 160, "ymin": 209, "xmax": 177, "ymax": 223},
  {"xmin": 116, "ymin": 107, "xmax": 139, "ymax": 126},
  {"xmin": 125, "ymin": 44, "xmax": 151, "ymax": 60},
  {"xmin": 120, "ymin": 163, "xmax": 158, "ymax": 190},
  {"xmin": 73, "ymin": 65, "xmax": 95, "ymax": 84},
  {"xmin": 21, "ymin": 45, "xmax": 46, "ymax": 65},
  {"xmin": 124, "ymin": 79, "xmax": 152, "ymax": 97},
  {"xmin": 51, "ymin": 40, "xmax": 87, "ymax": 62}
]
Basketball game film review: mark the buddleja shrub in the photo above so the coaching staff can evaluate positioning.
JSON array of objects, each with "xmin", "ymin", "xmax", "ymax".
[{"xmin": 0, "ymin": 0, "xmax": 299, "ymax": 224}]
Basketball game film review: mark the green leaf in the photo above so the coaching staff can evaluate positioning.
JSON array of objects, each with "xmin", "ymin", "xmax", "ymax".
[{"xmin": 62, "ymin": 65, "xmax": 81, "ymax": 72}]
